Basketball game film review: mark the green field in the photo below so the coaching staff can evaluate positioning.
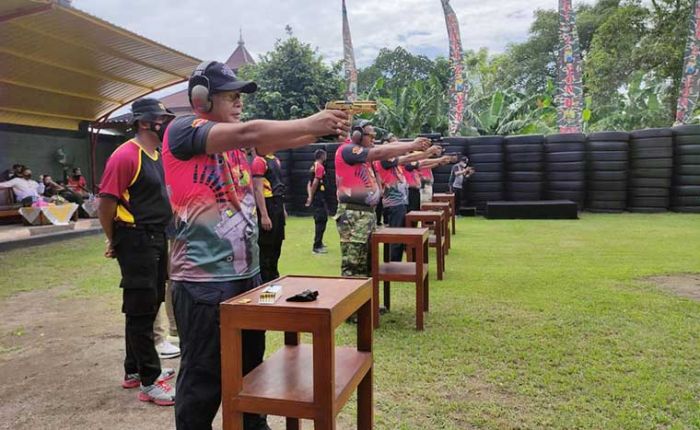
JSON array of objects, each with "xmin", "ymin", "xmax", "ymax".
[{"xmin": 1, "ymin": 213, "xmax": 699, "ymax": 429}]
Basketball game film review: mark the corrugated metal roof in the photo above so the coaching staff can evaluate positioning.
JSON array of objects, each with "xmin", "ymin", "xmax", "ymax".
[{"xmin": 0, "ymin": 0, "xmax": 201, "ymax": 130}]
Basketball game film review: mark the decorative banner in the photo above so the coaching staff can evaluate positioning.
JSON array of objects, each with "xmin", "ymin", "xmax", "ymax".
[
  {"xmin": 342, "ymin": 0, "xmax": 358, "ymax": 101},
  {"xmin": 556, "ymin": 0, "xmax": 584, "ymax": 133},
  {"xmin": 676, "ymin": 0, "xmax": 700, "ymax": 125},
  {"xmin": 441, "ymin": 0, "xmax": 468, "ymax": 135}
]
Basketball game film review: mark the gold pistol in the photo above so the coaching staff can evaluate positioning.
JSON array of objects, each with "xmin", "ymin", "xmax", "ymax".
[{"xmin": 325, "ymin": 100, "xmax": 377, "ymax": 115}]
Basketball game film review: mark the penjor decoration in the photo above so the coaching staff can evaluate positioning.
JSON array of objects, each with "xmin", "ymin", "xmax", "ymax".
[
  {"xmin": 342, "ymin": 0, "xmax": 358, "ymax": 101},
  {"xmin": 676, "ymin": 0, "xmax": 700, "ymax": 125},
  {"xmin": 556, "ymin": 0, "xmax": 584, "ymax": 133},
  {"xmin": 440, "ymin": 0, "xmax": 468, "ymax": 135}
]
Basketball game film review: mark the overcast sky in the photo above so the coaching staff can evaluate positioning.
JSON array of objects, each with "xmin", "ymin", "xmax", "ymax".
[{"xmin": 75, "ymin": 0, "xmax": 596, "ymax": 66}]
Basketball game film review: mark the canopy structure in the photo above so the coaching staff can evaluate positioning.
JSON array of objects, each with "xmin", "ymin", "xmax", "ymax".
[{"xmin": 0, "ymin": 0, "xmax": 201, "ymax": 131}]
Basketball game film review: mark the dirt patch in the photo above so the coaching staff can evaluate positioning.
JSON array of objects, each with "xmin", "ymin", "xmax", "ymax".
[
  {"xmin": 644, "ymin": 274, "xmax": 700, "ymax": 301},
  {"xmin": 0, "ymin": 287, "xmax": 354, "ymax": 430}
]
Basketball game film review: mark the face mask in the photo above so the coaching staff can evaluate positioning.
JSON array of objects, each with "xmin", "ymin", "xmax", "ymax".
[{"xmin": 149, "ymin": 122, "xmax": 166, "ymax": 141}]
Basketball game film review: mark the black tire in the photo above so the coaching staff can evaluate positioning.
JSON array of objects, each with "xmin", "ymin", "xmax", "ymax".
[
  {"xmin": 674, "ymin": 144, "xmax": 700, "ymax": 155},
  {"xmin": 589, "ymin": 160, "xmax": 628, "ymax": 171},
  {"xmin": 508, "ymin": 172, "xmax": 544, "ymax": 182},
  {"xmin": 471, "ymin": 172, "xmax": 503, "ymax": 182},
  {"xmin": 507, "ymin": 162, "xmax": 544, "ymax": 171},
  {"xmin": 544, "ymin": 142, "xmax": 586, "ymax": 153},
  {"xmin": 433, "ymin": 173, "xmax": 451, "ymax": 183},
  {"xmin": 548, "ymin": 181, "xmax": 585, "ymax": 191},
  {"xmin": 586, "ymin": 141, "xmax": 628, "ymax": 151},
  {"xmin": 590, "ymin": 190, "xmax": 627, "ymax": 200},
  {"xmin": 588, "ymin": 131, "xmax": 629, "ymax": 141},
  {"xmin": 586, "ymin": 200, "xmax": 627, "ymax": 211},
  {"xmin": 677, "ymin": 165, "xmax": 700, "ymax": 176},
  {"xmin": 630, "ymin": 168, "xmax": 673, "ymax": 179},
  {"xmin": 549, "ymin": 171, "xmax": 585, "ymax": 181},
  {"xmin": 433, "ymin": 183, "xmax": 450, "ymax": 193},
  {"xmin": 674, "ymin": 175, "xmax": 700, "ymax": 185},
  {"xmin": 588, "ymin": 181, "xmax": 627, "ymax": 191},
  {"xmin": 628, "ymin": 196, "xmax": 670, "ymax": 207},
  {"xmin": 630, "ymin": 158, "xmax": 673, "ymax": 169},
  {"xmin": 587, "ymin": 171, "xmax": 627, "ymax": 181},
  {"xmin": 629, "ymin": 139, "xmax": 673, "ymax": 151},
  {"xmin": 672, "ymin": 196, "xmax": 700, "ymax": 206},
  {"xmin": 630, "ymin": 148, "xmax": 673, "ymax": 159},
  {"xmin": 672, "ymin": 125, "xmax": 700, "ymax": 136},
  {"xmin": 589, "ymin": 151, "xmax": 629, "ymax": 161},
  {"xmin": 468, "ymin": 142, "xmax": 504, "ymax": 154},
  {"xmin": 630, "ymin": 177, "xmax": 671, "ymax": 188},
  {"xmin": 546, "ymin": 152, "xmax": 585, "ymax": 163},
  {"xmin": 545, "ymin": 133, "xmax": 587, "ymax": 143},
  {"xmin": 469, "ymin": 191, "xmax": 505, "ymax": 201},
  {"xmin": 676, "ymin": 155, "xmax": 700, "ymax": 164},
  {"xmin": 506, "ymin": 152, "xmax": 544, "ymax": 163},
  {"xmin": 505, "ymin": 143, "xmax": 543, "ymax": 153},
  {"xmin": 628, "ymin": 188, "xmax": 670, "ymax": 197},
  {"xmin": 672, "ymin": 185, "xmax": 700, "ymax": 196},
  {"xmin": 547, "ymin": 161, "xmax": 586, "ymax": 172},
  {"xmin": 468, "ymin": 182, "xmax": 504, "ymax": 192},
  {"xmin": 444, "ymin": 137, "xmax": 470, "ymax": 145},
  {"xmin": 508, "ymin": 182, "xmax": 544, "ymax": 193},
  {"xmin": 627, "ymin": 207, "xmax": 668, "ymax": 213},
  {"xmin": 505, "ymin": 135, "xmax": 544, "ymax": 145},
  {"xmin": 548, "ymin": 190, "xmax": 585, "ymax": 202},
  {"xmin": 630, "ymin": 128, "xmax": 673, "ymax": 139},
  {"xmin": 469, "ymin": 153, "xmax": 504, "ymax": 163},
  {"xmin": 473, "ymin": 163, "xmax": 505, "ymax": 172},
  {"xmin": 508, "ymin": 191, "xmax": 543, "ymax": 201},
  {"xmin": 671, "ymin": 206, "xmax": 700, "ymax": 213}
]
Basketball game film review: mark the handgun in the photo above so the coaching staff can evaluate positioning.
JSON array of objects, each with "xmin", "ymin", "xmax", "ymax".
[
  {"xmin": 417, "ymin": 133, "xmax": 446, "ymax": 144},
  {"xmin": 325, "ymin": 100, "xmax": 377, "ymax": 115}
]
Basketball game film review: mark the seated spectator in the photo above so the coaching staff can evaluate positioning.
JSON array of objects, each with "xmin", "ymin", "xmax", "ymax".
[
  {"xmin": 67, "ymin": 167, "xmax": 89, "ymax": 197},
  {"xmin": 42, "ymin": 174, "xmax": 85, "ymax": 207},
  {"xmin": 0, "ymin": 167, "xmax": 44, "ymax": 206},
  {"xmin": 2, "ymin": 164, "xmax": 24, "ymax": 181}
]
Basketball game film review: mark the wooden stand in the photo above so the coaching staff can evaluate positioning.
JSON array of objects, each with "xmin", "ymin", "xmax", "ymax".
[
  {"xmin": 370, "ymin": 227, "xmax": 430, "ymax": 330},
  {"xmin": 405, "ymin": 211, "xmax": 446, "ymax": 281},
  {"xmin": 220, "ymin": 276, "xmax": 373, "ymax": 430},
  {"xmin": 421, "ymin": 201, "xmax": 451, "ymax": 253},
  {"xmin": 432, "ymin": 193, "xmax": 456, "ymax": 234}
]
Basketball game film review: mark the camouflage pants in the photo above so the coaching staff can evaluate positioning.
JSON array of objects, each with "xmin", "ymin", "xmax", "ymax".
[{"xmin": 335, "ymin": 204, "xmax": 377, "ymax": 277}]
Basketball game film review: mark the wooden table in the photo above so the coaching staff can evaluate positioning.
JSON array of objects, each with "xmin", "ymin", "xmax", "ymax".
[
  {"xmin": 405, "ymin": 211, "xmax": 446, "ymax": 281},
  {"xmin": 371, "ymin": 227, "xmax": 430, "ymax": 330},
  {"xmin": 432, "ymin": 193, "xmax": 456, "ymax": 234},
  {"xmin": 220, "ymin": 276, "xmax": 373, "ymax": 430},
  {"xmin": 421, "ymin": 201, "xmax": 452, "ymax": 253}
]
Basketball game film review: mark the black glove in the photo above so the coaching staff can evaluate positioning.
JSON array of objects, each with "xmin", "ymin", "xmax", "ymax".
[{"xmin": 286, "ymin": 290, "xmax": 319, "ymax": 302}]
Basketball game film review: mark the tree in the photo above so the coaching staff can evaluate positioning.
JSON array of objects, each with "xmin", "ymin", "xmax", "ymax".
[
  {"xmin": 238, "ymin": 37, "xmax": 343, "ymax": 120},
  {"xmin": 357, "ymin": 47, "xmax": 436, "ymax": 97}
]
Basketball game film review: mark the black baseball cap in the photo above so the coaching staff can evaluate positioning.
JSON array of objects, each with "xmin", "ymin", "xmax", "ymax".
[
  {"xmin": 198, "ymin": 61, "xmax": 258, "ymax": 94},
  {"xmin": 130, "ymin": 98, "xmax": 175, "ymax": 123}
]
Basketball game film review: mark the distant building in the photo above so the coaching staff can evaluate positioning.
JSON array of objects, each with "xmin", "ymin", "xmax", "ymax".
[{"xmin": 160, "ymin": 30, "xmax": 256, "ymax": 116}]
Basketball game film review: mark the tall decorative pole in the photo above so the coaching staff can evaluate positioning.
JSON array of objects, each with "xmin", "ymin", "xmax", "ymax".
[
  {"xmin": 342, "ymin": 0, "xmax": 358, "ymax": 101},
  {"xmin": 676, "ymin": 0, "xmax": 700, "ymax": 125},
  {"xmin": 441, "ymin": 0, "xmax": 468, "ymax": 135},
  {"xmin": 556, "ymin": 0, "xmax": 584, "ymax": 133}
]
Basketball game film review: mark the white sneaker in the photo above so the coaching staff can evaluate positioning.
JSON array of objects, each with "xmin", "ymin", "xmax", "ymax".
[{"xmin": 156, "ymin": 341, "xmax": 180, "ymax": 359}]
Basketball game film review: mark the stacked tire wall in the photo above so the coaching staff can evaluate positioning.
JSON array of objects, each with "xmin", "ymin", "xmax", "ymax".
[
  {"xmin": 672, "ymin": 125, "xmax": 700, "ymax": 213},
  {"xmin": 544, "ymin": 133, "xmax": 586, "ymax": 208},
  {"xmin": 464, "ymin": 136, "xmax": 505, "ymax": 213},
  {"xmin": 585, "ymin": 132, "xmax": 629, "ymax": 213},
  {"xmin": 627, "ymin": 129, "xmax": 673, "ymax": 213},
  {"xmin": 504, "ymin": 135, "xmax": 545, "ymax": 201}
]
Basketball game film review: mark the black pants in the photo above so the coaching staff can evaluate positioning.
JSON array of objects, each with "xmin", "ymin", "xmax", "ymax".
[
  {"xmin": 172, "ymin": 278, "xmax": 266, "ymax": 430},
  {"xmin": 258, "ymin": 196, "xmax": 285, "ymax": 284},
  {"xmin": 453, "ymin": 187, "xmax": 463, "ymax": 213},
  {"xmin": 382, "ymin": 204, "xmax": 407, "ymax": 261},
  {"xmin": 114, "ymin": 226, "xmax": 167, "ymax": 386},
  {"xmin": 313, "ymin": 198, "xmax": 328, "ymax": 250},
  {"xmin": 375, "ymin": 200, "xmax": 383, "ymax": 226},
  {"xmin": 408, "ymin": 188, "xmax": 421, "ymax": 212}
]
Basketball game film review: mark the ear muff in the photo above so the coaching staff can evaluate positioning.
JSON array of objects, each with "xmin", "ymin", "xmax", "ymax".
[
  {"xmin": 351, "ymin": 126, "xmax": 364, "ymax": 144},
  {"xmin": 188, "ymin": 61, "xmax": 217, "ymax": 114}
]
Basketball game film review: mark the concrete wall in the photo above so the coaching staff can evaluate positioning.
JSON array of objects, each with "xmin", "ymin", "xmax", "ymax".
[{"xmin": 0, "ymin": 124, "xmax": 124, "ymax": 191}]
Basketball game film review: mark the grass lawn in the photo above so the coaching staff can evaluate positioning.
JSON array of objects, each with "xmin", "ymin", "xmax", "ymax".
[{"xmin": 1, "ymin": 213, "xmax": 700, "ymax": 428}]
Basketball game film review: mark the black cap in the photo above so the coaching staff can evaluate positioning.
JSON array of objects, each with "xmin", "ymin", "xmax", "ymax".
[
  {"xmin": 200, "ymin": 62, "xmax": 257, "ymax": 94},
  {"xmin": 131, "ymin": 98, "xmax": 175, "ymax": 124}
]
